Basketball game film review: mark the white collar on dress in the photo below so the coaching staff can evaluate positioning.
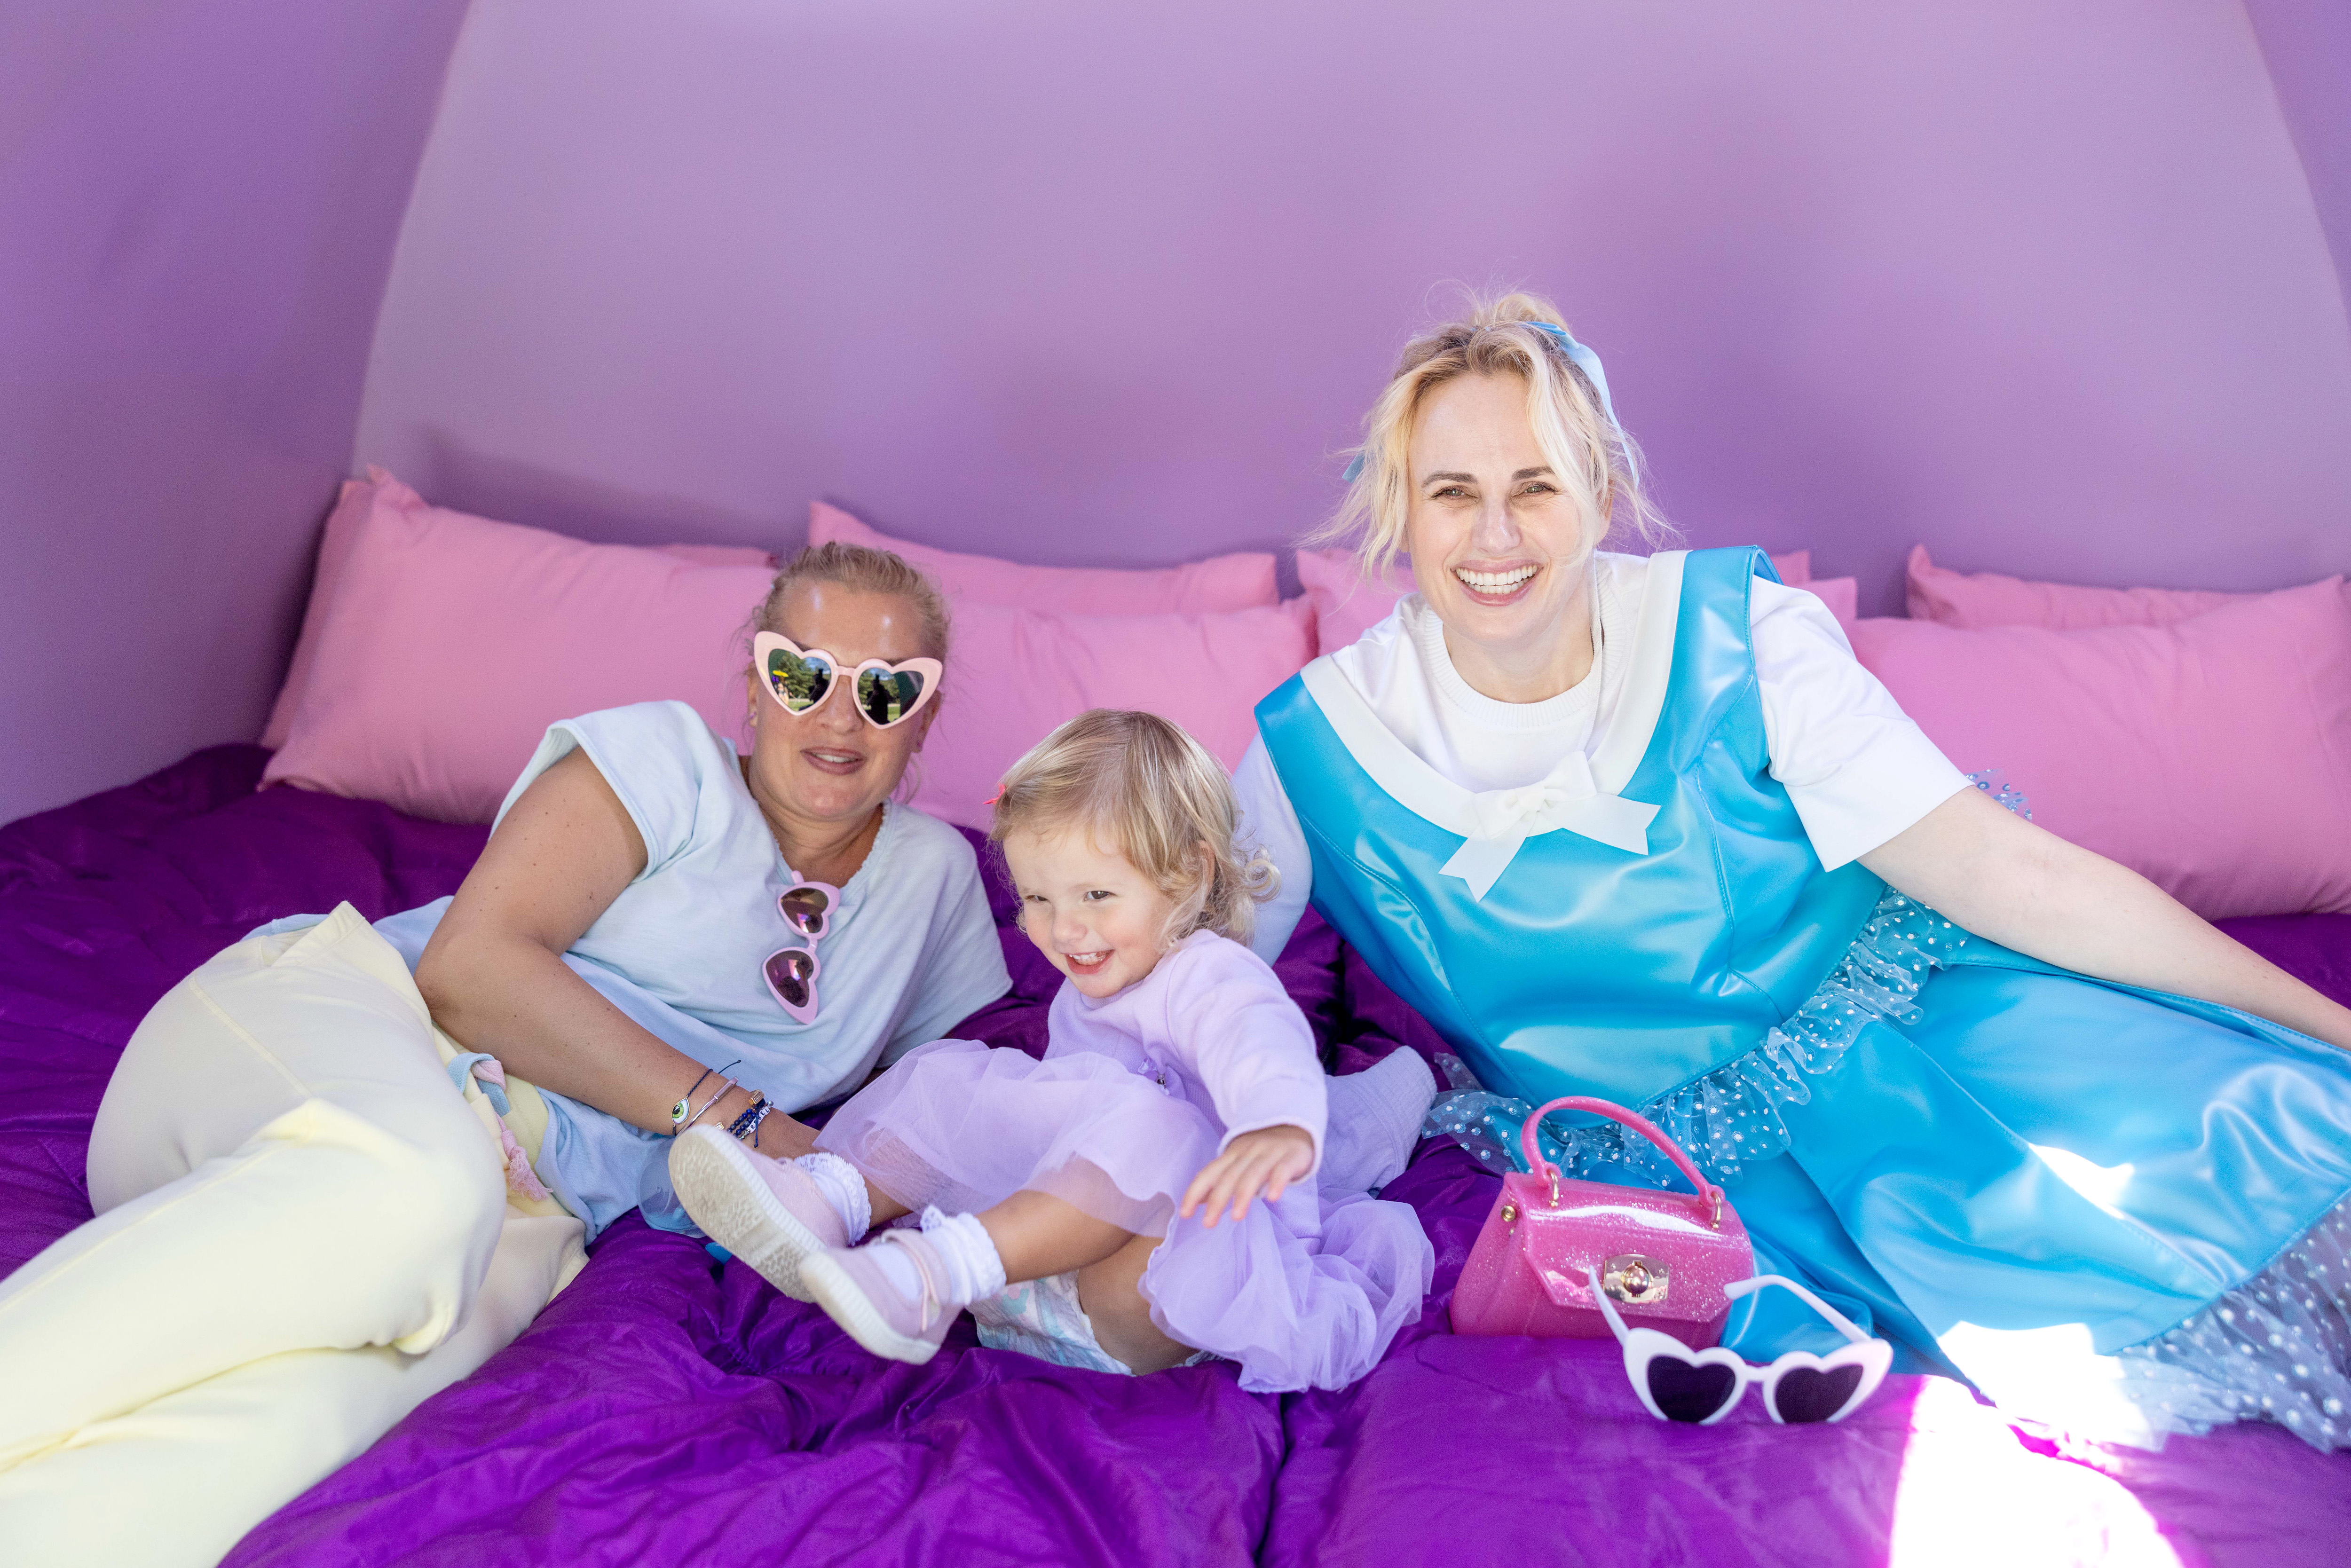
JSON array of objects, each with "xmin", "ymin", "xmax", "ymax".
[{"xmin": 1299, "ymin": 552, "xmax": 1686, "ymax": 899}]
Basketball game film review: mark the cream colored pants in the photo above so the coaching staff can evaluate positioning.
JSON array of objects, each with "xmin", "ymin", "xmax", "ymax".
[{"xmin": 0, "ymin": 906, "xmax": 585, "ymax": 1568}]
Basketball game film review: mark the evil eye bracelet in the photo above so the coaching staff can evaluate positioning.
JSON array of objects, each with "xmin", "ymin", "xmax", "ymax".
[
  {"xmin": 727, "ymin": 1094, "xmax": 775, "ymax": 1147},
  {"xmin": 670, "ymin": 1061, "xmax": 742, "ymax": 1135},
  {"xmin": 668, "ymin": 1068, "xmax": 716, "ymax": 1133}
]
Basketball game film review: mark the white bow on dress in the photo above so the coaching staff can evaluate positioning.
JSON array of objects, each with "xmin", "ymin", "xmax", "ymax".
[{"xmin": 1438, "ymin": 750, "xmax": 1659, "ymax": 899}]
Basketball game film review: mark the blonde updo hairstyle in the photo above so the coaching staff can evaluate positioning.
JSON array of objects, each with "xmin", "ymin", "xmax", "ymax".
[
  {"xmin": 1310, "ymin": 290, "xmax": 1674, "ymax": 580},
  {"xmin": 989, "ymin": 709, "xmax": 1279, "ymax": 950},
  {"xmin": 743, "ymin": 541, "xmax": 953, "ymax": 796}
]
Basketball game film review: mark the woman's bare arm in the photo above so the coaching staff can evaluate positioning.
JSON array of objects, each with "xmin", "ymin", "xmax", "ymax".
[
  {"xmin": 1859, "ymin": 787, "xmax": 2351, "ymax": 1052},
  {"xmin": 414, "ymin": 749, "xmax": 812, "ymax": 1152}
]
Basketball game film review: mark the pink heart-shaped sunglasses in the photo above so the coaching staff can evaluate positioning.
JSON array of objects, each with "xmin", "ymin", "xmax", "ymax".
[
  {"xmin": 753, "ymin": 631, "xmax": 942, "ymax": 730},
  {"xmin": 762, "ymin": 880, "xmax": 840, "ymax": 1024}
]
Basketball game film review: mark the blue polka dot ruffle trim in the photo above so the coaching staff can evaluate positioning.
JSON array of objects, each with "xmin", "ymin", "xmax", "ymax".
[{"xmin": 1422, "ymin": 887, "xmax": 1966, "ymax": 1189}]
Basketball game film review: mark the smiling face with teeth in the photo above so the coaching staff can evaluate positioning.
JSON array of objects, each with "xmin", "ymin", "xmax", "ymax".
[
  {"xmin": 1002, "ymin": 824, "xmax": 1182, "ymax": 1000},
  {"xmin": 1405, "ymin": 371, "xmax": 1602, "ymax": 704}
]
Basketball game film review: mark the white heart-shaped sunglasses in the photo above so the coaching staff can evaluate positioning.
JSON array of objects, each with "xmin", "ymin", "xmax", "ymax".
[{"xmin": 1588, "ymin": 1263, "xmax": 1892, "ymax": 1425}]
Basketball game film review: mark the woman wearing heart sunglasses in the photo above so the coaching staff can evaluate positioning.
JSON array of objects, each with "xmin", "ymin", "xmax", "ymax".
[
  {"xmin": 405, "ymin": 543, "xmax": 1005, "ymax": 1222},
  {"xmin": 0, "ymin": 543, "xmax": 1017, "ymax": 1560}
]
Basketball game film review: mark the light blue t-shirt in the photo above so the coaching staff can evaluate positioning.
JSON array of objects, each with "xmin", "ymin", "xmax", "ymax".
[{"xmin": 368, "ymin": 701, "xmax": 1011, "ymax": 1239}]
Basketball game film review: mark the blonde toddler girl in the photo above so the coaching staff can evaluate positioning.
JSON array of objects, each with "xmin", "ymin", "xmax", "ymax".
[{"xmin": 672, "ymin": 709, "xmax": 1434, "ymax": 1390}]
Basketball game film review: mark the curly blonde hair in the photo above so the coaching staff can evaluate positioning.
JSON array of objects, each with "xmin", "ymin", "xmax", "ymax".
[
  {"xmin": 989, "ymin": 709, "xmax": 1278, "ymax": 948},
  {"xmin": 1309, "ymin": 289, "xmax": 1675, "ymax": 581}
]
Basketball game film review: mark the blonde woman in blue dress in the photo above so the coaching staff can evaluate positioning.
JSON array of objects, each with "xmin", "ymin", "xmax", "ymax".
[{"xmin": 1235, "ymin": 291, "xmax": 2351, "ymax": 1447}]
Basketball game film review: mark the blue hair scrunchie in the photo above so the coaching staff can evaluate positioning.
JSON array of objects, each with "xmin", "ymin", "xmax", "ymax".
[{"xmin": 1342, "ymin": 319, "xmax": 1625, "ymax": 482}]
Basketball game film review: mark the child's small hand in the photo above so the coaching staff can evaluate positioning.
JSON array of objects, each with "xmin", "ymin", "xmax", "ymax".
[{"xmin": 1180, "ymin": 1126, "xmax": 1316, "ymax": 1228}]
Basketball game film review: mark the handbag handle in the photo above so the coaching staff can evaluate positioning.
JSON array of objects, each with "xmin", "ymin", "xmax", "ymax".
[{"xmin": 1520, "ymin": 1095, "xmax": 1727, "ymax": 1230}]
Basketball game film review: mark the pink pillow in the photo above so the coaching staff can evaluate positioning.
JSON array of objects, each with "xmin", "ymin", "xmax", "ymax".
[
  {"xmin": 1295, "ymin": 546, "xmax": 1845, "ymax": 654},
  {"xmin": 910, "ymin": 599, "xmax": 1316, "ymax": 830},
  {"xmin": 263, "ymin": 470, "xmax": 772, "ymax": 749},
  {"xmin": 1295, "ymin": 548, "xmax": 1415, "ymax": 655},
  {"xmin": 1904, "ymin": 545, "xmax": 2257, "ymax": 630},
  {"xmin": 263, "ymin": 477, "xmax": 776, "ymax": 821},
  {"xmin": 1848, "ymin": 578, "xmax": 2351, "ymax": 919},
  {"xmin": 810, "ymin": 501, "xmax": 1277, "ymax": 614}
]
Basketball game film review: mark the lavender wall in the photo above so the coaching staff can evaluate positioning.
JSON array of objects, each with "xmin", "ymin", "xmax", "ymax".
[
  {"xmin": 0, "ymin": 0, "xmax": 469, "ymax": 824},
  {"xmin": 356, "ymin": 0, "xmax": 2351, "ymax": 615}
]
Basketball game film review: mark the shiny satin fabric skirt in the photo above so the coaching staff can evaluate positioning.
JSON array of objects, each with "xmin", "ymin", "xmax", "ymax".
[{"xmin": 1719, "ymin": 956, "xmax": 2351, "ymax": 1450}]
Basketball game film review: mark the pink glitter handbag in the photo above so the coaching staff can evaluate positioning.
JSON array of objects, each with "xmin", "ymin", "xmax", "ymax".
[{"xmin": 1450, "ymin": 1095, "xmax": 1754, "ymax": 1349}]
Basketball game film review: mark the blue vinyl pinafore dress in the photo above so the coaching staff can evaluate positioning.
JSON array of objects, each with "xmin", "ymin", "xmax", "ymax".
[{"xmin": 1256, "ymin": 547, "xmax": 2351, "ymax": 1447}]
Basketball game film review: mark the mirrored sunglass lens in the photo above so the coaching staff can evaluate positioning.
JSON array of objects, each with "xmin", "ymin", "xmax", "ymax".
[
  {"xmin": 855, "ymin": 668, "xmax": 924, "ymax": 726},
  {"xmin": 1645, "ymin": 1356, "xmax": 1740, "ymax": 1423},
  {"xmin": 764, "ymin": 948, "xmax": 815, "ymax": 1006},
  {"xmin": 766, "ymin": 647, "xmax": 832, "ymax": 710},
  {"xmin": 1767, "ymin": 1363, "xmax": 1866, "ymax": 1424},
  {"xmin": 779, "ymin": 886, "xmax": 829, "ymax": 935}
]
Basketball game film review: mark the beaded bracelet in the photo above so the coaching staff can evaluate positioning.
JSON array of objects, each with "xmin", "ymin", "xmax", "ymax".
[{"xmin": 727, "ymin": 1094, "xmax": 775, "ymax": 1147}]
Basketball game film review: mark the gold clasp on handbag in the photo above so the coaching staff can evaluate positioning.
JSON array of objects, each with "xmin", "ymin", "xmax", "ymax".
[{"xmin": 1600, "ymin": 1254, "xmax": 1672, "ymax": 1306}]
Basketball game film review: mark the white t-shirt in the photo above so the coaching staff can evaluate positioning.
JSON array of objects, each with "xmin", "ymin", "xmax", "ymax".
[
  {"xmin": 1235, "ymin": 552, "xmax": 1969, "ymax": 962},
  {"xmin": 373, "ymin": 700, "xmax": 1010, "ymax": 1237}
]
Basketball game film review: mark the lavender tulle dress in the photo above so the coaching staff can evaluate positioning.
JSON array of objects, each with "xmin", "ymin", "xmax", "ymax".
[{"xmin": 817, "ymin": 931, "xmax": 1435, "ymax": 1392}]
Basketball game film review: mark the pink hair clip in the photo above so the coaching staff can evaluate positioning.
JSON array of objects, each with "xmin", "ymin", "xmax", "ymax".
[{"xmin": 984, "ymin": 784, "xmax": 1007, "ymax": 806}]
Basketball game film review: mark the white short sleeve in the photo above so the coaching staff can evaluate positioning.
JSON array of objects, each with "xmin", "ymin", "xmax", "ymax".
[
  {"xmin": 1234, "ymin": 736, "xmax": 1313, "ymax": 964},
  {"xmin": 491, "ymin": 701, "xmax": 718, "ymax": 875},
  {"xmin": 1750, "ymin": 580, "xmax": 1970, "ymax": 869}
]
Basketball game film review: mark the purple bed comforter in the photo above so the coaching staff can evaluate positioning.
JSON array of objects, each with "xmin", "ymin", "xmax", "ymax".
[{"xmin": 5, "ymin": 748, "xmax": 2348, "ymax": 1567}]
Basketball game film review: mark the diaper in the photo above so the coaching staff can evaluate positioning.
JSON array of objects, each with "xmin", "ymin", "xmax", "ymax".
[
  {"xmin": 969, "ymin": 1271, "xmax": 1133, "ymax": 1374},
  {"xmin": 967, "ymin": 1271, "xmax": 1216, "ymax": 1376}
]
